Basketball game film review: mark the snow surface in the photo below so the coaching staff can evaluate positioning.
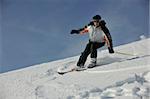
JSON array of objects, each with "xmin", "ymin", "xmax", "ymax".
[{"xmin": 0, "ymin": 38, "xmax": 150, "ymax": 99}]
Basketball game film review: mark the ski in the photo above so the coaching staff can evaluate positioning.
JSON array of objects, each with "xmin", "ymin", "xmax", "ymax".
[
  {"xmin": 57, "ymin": 66, "xmax": 88, "ymax": 75},
  {"xmin": 57, "ymin": 65, "xmax": 98, "ymax": 75},
  {"xmin": 57, "ymin": 68, "xmax": 76, "ymax": 75}
]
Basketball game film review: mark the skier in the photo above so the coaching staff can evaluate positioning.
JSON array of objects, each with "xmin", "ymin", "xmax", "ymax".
[{"xmin": 70, "ymin": 15, "xmax": 114, "ymax": 69}]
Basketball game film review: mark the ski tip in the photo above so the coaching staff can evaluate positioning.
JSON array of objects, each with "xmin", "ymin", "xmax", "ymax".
[{"xmin": 57, "ymin": 72, "xmax": 65, "ymax": 75}]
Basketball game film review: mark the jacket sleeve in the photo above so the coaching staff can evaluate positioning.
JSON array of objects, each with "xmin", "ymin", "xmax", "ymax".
[
  {"xmin": 79, "ymin": 28, "xmax": 89, "ymax": 34},
  {"xmin": 100, "ymin": 20, "xmax": 113, "ymax": 49}
]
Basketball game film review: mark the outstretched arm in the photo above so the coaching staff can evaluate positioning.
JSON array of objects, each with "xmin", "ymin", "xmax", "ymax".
[
  {"xmin": 70, "ymin": 21, "xmax": 93, "ymax": 34},
  {"xmin": 70, "ymin": 27, "xmax": 89, "ymax": 35},
  {"xmin": 79, "ymin": 28, "xmax": 89, "ymax": 34}
]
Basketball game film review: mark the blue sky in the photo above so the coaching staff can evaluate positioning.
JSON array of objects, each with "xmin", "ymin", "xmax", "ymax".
[{"xmin": 0, "ymin": 0, "xmax": 149, "ymax": 73}]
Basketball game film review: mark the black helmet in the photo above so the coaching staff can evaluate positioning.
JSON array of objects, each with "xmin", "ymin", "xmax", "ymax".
[{"xmin": 93, "ymin": 15, "xmax": 101, "ymax": 20}]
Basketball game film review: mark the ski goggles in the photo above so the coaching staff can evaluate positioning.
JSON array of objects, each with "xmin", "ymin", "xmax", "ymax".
[{"xmin": 93, "ymin": 20, "xmax": 99, "ymax": 23}]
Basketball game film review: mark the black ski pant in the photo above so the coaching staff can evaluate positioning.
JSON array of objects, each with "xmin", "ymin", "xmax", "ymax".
[{"xmin": 77, "ymin": 41, "xmax": 105, "ymax": 66}]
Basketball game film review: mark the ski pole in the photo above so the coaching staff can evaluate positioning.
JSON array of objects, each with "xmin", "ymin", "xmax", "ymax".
[{"xmin": 104, "ymin": 41, "xmax": 139, "ymax": 57}]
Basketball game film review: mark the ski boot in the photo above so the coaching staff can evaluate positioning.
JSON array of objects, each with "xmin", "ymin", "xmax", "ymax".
[
  {"xmin": 88, "ymin": 58, "xmax": 97, "ymax": 68},
  {"xmin": 75, "ymin": 63, "xmax": 86, "ymax": 71}
]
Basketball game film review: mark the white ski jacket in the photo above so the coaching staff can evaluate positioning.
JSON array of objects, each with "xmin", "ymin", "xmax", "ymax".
[{"xmin": 80, "ymin": 25, "xmax": 106, "ymax": 43}]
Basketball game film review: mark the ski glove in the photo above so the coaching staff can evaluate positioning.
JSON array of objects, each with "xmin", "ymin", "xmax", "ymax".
[
  {"xmin": 108, "ymin": 47, "xmax": 114, "ymax": 54},
  {"xmin": 70, "ymin": 30, "xmax": 80, "ymax": 34}
]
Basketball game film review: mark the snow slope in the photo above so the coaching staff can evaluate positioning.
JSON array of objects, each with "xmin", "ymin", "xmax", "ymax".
[{"xmin": 0, "ymin": 38, "xmax": 150, "ymax": 99}]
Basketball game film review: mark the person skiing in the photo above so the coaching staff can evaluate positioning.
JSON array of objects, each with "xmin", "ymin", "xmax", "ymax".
[{"xmin": 70, "ymin": 15, "xmax": 114, "ymax": 69}]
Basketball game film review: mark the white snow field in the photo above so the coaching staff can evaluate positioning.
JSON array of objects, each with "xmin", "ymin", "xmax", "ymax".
[{"xmin": 0, "ymin": 38, "xmax": 150, "ymax": 99}]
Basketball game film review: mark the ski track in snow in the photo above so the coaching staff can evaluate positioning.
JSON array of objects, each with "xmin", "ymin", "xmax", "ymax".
[{"xmin": 84, "ymin": 65, "xmax": 149, "ymax": 74}]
